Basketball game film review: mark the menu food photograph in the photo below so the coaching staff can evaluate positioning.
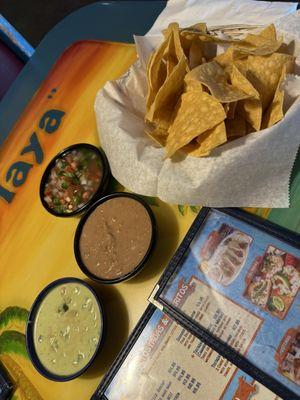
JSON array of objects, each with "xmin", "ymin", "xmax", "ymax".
[{"xmin": 1, "ymin": 0, "xmax": 300, "ymax": 400}]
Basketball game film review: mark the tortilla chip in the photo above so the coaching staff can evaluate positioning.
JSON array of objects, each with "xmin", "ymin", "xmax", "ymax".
[
  {"xmin": 230, "ymin": 64, "xmax": 262, "ymax": 130},
  {"xmin": 178, "ymin": 37, "xmax": 192, "ymax": 59},
  {"xmin": 233, "ymin": 24, "xmax": 282, "ymax": 56},
  {"xmin": 163, "ymin": 22, "xmax": 192, "ymax": 78},
  {"xmin": 277, "ymin": 40, "xmax": 296, "ymax": 56},
  {"xmin": 252, "ymin": 24, "xmax": 277, "ymax": 41},
  {"xmin": 284, "ymin": 58, "xmax": 295, "ymax": 74},
  {"xmin": 180, "ymin": 30, "xmax": 206, "ymax": 41},
  {"xmin": 225, "ymin": 115, "xmax": 247, "ymax": 138},
  {"xmin": 180, "ymin": 28, "xmax": 240, "ymax": 45},
  {"xmin": 230, "ymin": 65, "xmax": 259, "ymax": 99},
  {"xmin": 184, "ymin": 79, "xmax": 203, "ymax": 92},
  {"xmin": 181, "ymin": 24, "xmax": 280, "ymax": 54},
  {"xmin": 182, "ymin": 122, "xmax": 226, "ymax": 157},
  {"xmin": 234, "ymin": 57, "xmax": 248, "ymax": 75},
  {"xmin": 236, "ymin": 43, "xmax": 282, "ymax": 56},
  {"xmin": 237, "ymin": 99, "xmax": 262, "ymax": 131},
  {"xmin": 263, "ymin": 90, "xmax": 284, "ymax": 128},
  {"xmin": 214, "ymin": 47, "xmax": 234, "ymax": 67},
  {"xmin": 223, "ymin": 103, "xmax": 230, "ymax": 114},
  {"xmin": 223, "ymin": 101, "xmax": 237, "ymax": 119},
  {"xmin": 146, "ymin": 129, "xmax": 167, "ymax": 147},
  {"xmin": 146, "ymin": 55, "xmax": 188, "ymax": 129},
  {"xmin": 163, "ymin": 23, "xmax": 184, "ymax": 60},
  {"xmin": 214, "ymin": 47, "xmax": 245, "ymax": 68},
  {"xmin": 165, "ymin": 58, "xmax": 175, "ymax": 77},
  {"xmin": 177, "ymin": 25, "xmax": 206, "ymax": 61},
  {"xmin": 196, "ymin": 121, "xmax": 227, "ymax": 152},
  {"xmin": 166, "ymin": 89, "xmax": 226, "ymax": 157},
  {"xmin": 181, "ymin": 30, "xmax": 241, "ymax": 63},
  {"xmin": 181, "ymin": 23, "xmax": 207, "ymax": 33},
  {"xmin": 227, "ymin": 101, "xmax": 237, "ymax": 119},
  {"xmin": 188, "ymin": 39, "xmax": 204, "ymax": 69},
  {"xmin": 247, "ymin": 52, "xmax": 294, "ymax": 111},
  {"xmin": 163, "ymin": 32, "xmax": 180, "ymax": 77},
  {"xmin": 185, "ymin": 61, "xmax": 252, "ymax": 103},
  {"xmin": 262, "ymin": 65, "xmax": 286, "ymax": 129},
  {"xmin": 145, "ymin": 22, "xmax": 293, "ymax": 154},
  {"xmin": 181, "ymin": 140, "xmax": 210, "ymax": 157},
  {"xmin": 146, "ymin": 40, "xmax": 168, "ymax": 111},
  {"xmin": 246, "ymin": 122, "xmax": 256, "ymax": 134}
]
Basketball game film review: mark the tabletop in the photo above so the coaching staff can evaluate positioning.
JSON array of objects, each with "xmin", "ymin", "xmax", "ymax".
[{"xmin": 0, "ymin": 2, "xmax": 299, "ymax": 399}]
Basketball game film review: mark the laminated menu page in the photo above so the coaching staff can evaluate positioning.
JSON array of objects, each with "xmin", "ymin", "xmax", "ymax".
[
  {"xmin": 92, "ymin": 305, "xmax": 280, "ymax": 400},
  {"xmin": 149, "ymin": 208, "xmax": 300, "ymax": 400}
]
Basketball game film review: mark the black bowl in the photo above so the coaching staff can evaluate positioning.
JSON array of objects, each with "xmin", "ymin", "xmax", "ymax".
[
  {"xmin": 74, "ymin": 192, "xmax": 156, "ymax": 284},
  {"xmin": 40, "ymin": 143, "xmax": 111, "ymax": 217},
  {"xmin": 26, "ymin": 277, "xmax": 106, "ymax": 382}
]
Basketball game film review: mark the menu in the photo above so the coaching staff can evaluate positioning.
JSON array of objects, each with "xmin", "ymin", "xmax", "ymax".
[
  {"xmin": 154, "ymin": 209, "xmax": 300, "ymax": 397},
  {"xmin": 99, "ymin": 307, "xmax": 280, "ymax": 400}
]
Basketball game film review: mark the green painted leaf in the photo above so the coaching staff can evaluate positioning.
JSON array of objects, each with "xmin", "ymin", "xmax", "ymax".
[
  {"xmin": 108, "ymin": 177, "xmax": 124, "ymax": 193},
  {"xmin": 190, "ymin": 206, "xmax": 201, "ymax": 214},
  {"xmin": 0, "ymin": 307, "xmax": 28, "ymax": 335},
  {"xmin": 178, "ymin": 205, "xmax": 186, "ymax": 216},
  {"xmin": 0, "ymin": 331, "xmax": 28, "ymax": 359},
  {"xmin": 139, "ymin": 195, "xmax": 158, "ymax": 206}
]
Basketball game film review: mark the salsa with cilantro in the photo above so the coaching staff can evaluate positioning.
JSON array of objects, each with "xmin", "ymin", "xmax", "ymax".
[{"xmin": 43, "ymin": 148, "xmax": 103, "ymax": 214}]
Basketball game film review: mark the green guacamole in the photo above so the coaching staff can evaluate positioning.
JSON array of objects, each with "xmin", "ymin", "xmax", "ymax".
[{"xmin": 33, "ymin": 282, "xmax": 101, "ymax": 376}]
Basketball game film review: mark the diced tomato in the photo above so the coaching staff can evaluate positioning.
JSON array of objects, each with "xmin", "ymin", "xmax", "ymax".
[
  {"xmin": 44, "ymin": 148, "xmax": 102, "ymax": 213},
  {"xmin": 83, "ymin": 191, "xmax": 90, "ymax": 200},
  {"xmin": 285, "ymin": 253, "xmax": 299, "ymax": 268}
]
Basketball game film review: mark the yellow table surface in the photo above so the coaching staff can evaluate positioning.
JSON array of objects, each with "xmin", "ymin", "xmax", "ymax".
[{"xmin": 0, "ymin": 40, "xmax": 207, "ymax": 400}]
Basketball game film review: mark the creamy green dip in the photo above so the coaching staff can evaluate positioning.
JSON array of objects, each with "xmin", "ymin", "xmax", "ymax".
[{"xmin": 33, "ymin": 282, "xmax": 101, "ymax": 376}]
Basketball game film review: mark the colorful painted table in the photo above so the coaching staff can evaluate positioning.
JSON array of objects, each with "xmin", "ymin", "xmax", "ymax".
[{"xmin": 0, "ymin": 2, "xmax": 299, "ymax": 399}]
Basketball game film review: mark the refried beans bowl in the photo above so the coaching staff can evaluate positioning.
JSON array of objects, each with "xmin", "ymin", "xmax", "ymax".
[
  {"xmin": 40, "ymin": 143, "xmax": 111, "ymax": 217},
  {"xmin": 74, "ymin": 193, "xmax": 156, "ymax": 283}
]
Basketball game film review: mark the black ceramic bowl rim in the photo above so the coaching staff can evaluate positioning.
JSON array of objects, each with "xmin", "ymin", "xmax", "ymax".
[
  {"xmin": 39, "ymin": 143, "xmax": 111, "ymax": 218},
  {"xmin": 26, "ymin": 277, "xmax": 106, "ymax": 382},
  {"xmin": 74, "ymin": 192, "xmax": 156, "ymax": 284}
]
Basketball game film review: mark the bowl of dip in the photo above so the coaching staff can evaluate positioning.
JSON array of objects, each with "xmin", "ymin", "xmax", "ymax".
[
  {"xmin": 26, "ymin": 277, "xmax": 105, "ymax": 381},
  {"xmin": 74, "ymin": 193, "xmax": 156, "ymax": 283},
  {"xmin": 40, "ymin": 143, "xmax": 110, "ymax": 217}
]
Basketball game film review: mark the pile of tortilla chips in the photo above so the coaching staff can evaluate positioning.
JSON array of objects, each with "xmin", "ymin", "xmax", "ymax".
[{"xmin": 145, "ymin": 23, "xmax": 295, "ymax": 158}]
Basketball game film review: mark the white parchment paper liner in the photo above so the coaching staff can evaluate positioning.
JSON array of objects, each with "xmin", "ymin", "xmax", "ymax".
[{"xmin": 95, "ymin": 1, "xmax": 300, "ymax": 207}]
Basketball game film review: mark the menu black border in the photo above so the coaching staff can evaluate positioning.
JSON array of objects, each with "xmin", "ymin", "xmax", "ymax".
[
  {"xmin": 152, "ymin": 207, "xmax": 300, "ymax": 400},
  {"xmin": 91, "ymin": 304, "xmax": 157, "ymax": 400}
]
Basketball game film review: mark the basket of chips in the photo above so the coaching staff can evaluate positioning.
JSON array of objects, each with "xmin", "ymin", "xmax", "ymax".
[{"xmin": 95, "ymin": 19, "xmax": 300, "ymax": 207}]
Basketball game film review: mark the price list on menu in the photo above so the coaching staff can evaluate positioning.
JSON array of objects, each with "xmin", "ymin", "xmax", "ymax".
[{"xmin": 102, "ymin": 307, "xmax": 279, "ymax": 400}]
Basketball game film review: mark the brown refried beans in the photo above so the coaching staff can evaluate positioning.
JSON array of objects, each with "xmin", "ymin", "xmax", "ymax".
[{"xmin": 79, "ymin": 197, "xmax": 153, "ymax": 280}]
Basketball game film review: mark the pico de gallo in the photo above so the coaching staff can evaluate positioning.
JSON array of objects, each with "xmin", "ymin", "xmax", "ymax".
[{"xmin": 43, "ymin": 148, "xmax": 103, "ymax": 214}]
